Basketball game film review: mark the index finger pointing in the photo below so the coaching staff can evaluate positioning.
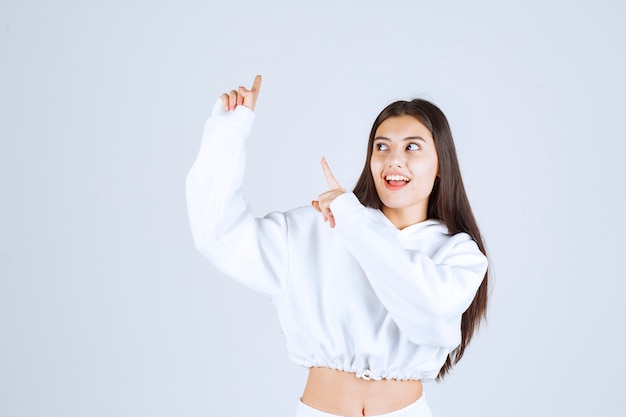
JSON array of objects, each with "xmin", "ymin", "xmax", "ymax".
[
  {"xmin": 251, "ymin": 74, "xmax": 262, "ymax": 93},
  {"xmin": 321, "ymin": 157, "xmax": 342, "ymax": 189}
]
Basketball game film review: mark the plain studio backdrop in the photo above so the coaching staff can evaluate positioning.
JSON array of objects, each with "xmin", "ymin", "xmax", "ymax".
[{"xmin": 1, "ymin": 1, "xmax": 625, "ymax": 416}]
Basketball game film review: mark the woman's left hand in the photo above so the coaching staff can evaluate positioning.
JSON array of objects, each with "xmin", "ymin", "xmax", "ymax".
[{"xmin": 312, "ymin": 157, "xmax": 346, "ymax": 228}]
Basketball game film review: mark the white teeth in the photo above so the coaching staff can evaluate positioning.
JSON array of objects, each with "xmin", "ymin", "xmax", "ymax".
[{"xmin": 385, "ymin": 175, "xmax": 410, "ymax": 182}]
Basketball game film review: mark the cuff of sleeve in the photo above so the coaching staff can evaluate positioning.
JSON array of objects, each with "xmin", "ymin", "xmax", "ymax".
[
  {"xmin": 330, "ymin": 192, "xmax": 366, "ymax": 224},
  {"xmin": 207, "ymin": 98, "xmax": 256, "ymax": 134}
]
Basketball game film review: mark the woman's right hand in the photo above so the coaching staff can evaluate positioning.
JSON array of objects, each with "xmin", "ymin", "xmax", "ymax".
[
  {"xmin": 220, "ymin": 75, "xmax": 262, "ymax": 112},
  {"xmin": 312, "ymin": 157, "xmax": 346, "ymax": 228}
]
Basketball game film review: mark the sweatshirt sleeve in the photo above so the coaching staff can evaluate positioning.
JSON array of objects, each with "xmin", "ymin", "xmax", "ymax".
[
  {"xmin": 330, "ymin": 193, "xmax": 488, "ymax": 348},
  {"xmin": 185, "ymin": 100, "xmax": 289, "ymax": 302}
]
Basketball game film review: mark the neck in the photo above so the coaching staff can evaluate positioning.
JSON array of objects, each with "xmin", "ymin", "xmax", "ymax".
[{"xmin": 382, "ymin": 206, "xmax": 427, "ymax": 230}]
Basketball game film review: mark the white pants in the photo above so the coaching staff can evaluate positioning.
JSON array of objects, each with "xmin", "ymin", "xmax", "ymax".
[{"xmin": 294, "ymin": 394, "xmax": 433, "ymax": 417}]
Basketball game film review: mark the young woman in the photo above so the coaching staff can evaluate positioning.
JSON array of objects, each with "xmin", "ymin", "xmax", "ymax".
[{"xmin": 186, "ymin": 75, "xmax": 489, "ymax": 417}]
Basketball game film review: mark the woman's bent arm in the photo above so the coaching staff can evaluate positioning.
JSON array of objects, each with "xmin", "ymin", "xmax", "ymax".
[{"xmin": 331, "ymin": 192, "xmax": 488, "ymax": 348}]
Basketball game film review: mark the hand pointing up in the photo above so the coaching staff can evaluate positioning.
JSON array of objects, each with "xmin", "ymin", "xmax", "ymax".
[
  {"xmin": 312, "ymin": 157, "xmax": 346, "ymax": 228},
  {"xmin": 220, "ymin": 75, "xmax": 262, "ymax": 111}
]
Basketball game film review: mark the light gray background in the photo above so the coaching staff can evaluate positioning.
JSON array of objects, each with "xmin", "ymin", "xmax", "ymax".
[{"xmin": 1, "ymin": 0, "xmax": 625, "ymax": 416}]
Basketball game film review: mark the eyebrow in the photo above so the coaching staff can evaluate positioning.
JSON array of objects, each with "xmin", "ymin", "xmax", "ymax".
[{"xmin": 374, "ymin": 136, "xmax": 427, "ymax": 143}]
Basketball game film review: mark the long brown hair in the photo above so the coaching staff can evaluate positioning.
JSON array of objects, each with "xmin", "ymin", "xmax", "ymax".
[{"xmin": 353, "ymin": 99, "xmax": 489, "ymax": 380}]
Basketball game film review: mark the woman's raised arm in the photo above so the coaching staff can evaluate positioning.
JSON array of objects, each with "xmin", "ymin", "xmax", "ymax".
[{"xmin": 186, "ymin": 75, "xmax": 290, "ymax": 302}]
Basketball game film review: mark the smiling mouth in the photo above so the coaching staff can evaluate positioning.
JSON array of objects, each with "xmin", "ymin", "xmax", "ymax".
[
  {"xmin": 385, "ymin": 174, "xmax": 410, "ymax": 183},
  {"xmin": 384, "ymin": 174, "xmax": 410, "ymax": 188}
]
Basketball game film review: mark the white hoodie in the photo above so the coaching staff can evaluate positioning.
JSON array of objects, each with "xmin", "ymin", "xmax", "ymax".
[{"xmin": 185, "ymin": 100, "xmax": 488, "ymax": 382}]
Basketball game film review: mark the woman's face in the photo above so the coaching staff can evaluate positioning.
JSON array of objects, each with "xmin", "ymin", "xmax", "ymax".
[{"xmin": 370, "ymin": 115, "xmax": 439, "ymax": 228}]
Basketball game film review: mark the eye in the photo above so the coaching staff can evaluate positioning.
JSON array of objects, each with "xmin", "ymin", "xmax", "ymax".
[
  {"xmin": 406, "ymin": 143, "xmax": 420, "ymax": 151},
  {"xmin": 375, "ymin": 142, "xmax": 389, "ymax": 151}
]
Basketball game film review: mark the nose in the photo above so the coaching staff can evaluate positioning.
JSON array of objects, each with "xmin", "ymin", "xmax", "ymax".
[
  {"xmin": 387, "ymin": 147, "xmax": 405, "ymax": 168},
  {"xmin": 388, "ymin": 158, "xmax": 402, "ymax": 168}
]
